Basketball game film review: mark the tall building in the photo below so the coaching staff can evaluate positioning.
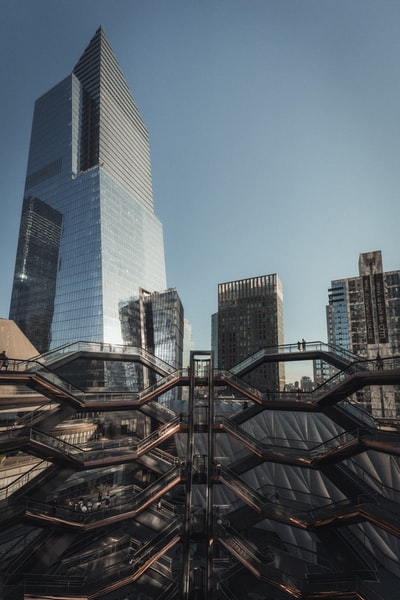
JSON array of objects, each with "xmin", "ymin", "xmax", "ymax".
[
  {"xmin": 211, "ymin": 311, "xmax": 218, "ymax": 366},
  {"xmin": 120, "ymin": 288, "xmax": 184, "ymax": 369},
  {"xmin": 183, "ymin": 317, "xmax": 194, "ymax": 368},
  {"xmin": 9, "ymin": 27, "xmax": 167, "ymax": 353},
  {"xmin": 119, "ymin": 287, "xmax": 184, "ymax": 400},
  {"xmin": 216, "ymin": 274, "xmax": 285, "ymax": 391},
  {"xmin": 327, "ymin": 250, "xmax": 400, "ymax": 357},
  {"xmin": 327, "ymin": 250, "xmax": 400, "ymax": 416}
]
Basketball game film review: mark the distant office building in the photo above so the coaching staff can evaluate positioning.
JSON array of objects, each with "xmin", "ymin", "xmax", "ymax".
[
  {"xmin": 300, "ymin": 375, "xmax": 313, "ymax": 391},
  {"xmin": 119, "ymin": 288, "xmax": 184, "ymax": 399},
  {"xmin": 120, "ymin": 288, "xmax": 184, "ymax": 366},
  {"xmin": 183, "ymin": 318, "xmax": 194, "ymax": 368},
  {"xmin": 313, "ymin": 358, "xmax": 330, "ymax": 389},
  {"xmin": 211, "ymin": 312, "xmax": 218, "ymax": 366},
  {"xmin": 327, "ymin": 250, "xmax": 400, "ymax": 416},
  {"xmin": 141, "ymin": 289, "xmax": 184, "ymax": 371},
  {"xmin": 9, "ymin": 27, "xmax": 167, "ymax": 353},
  {"xmin": 217, "ymin": 274, "xmax": 285, "ymax": 391}
]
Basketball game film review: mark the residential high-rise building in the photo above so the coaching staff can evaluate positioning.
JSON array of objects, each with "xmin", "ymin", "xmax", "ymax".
[
  {"xmin": 216, "ymin": 274, "xmax": 285, "ymax": 391},
  {"xmin": 327, "ymin": 250, "xmax": 400, "ymax": 357},
  {"xmin": 326, "ymin": 250, "xmax": 400, "ymax": 416},
  {"xmin": 9, "ymin": 27, "xmax": 167, "ymax": 353}
]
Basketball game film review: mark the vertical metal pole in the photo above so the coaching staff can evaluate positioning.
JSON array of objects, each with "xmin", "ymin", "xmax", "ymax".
[
  {"xmin": 206, "ymin": 351, "xmax": 214, "ymax": 598},
  {"xmin": 182, "ymin": 352, "xmax": 196, "ymax": 599}
]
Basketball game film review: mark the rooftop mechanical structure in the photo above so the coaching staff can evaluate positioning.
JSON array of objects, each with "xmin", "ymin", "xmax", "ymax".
[{"xmin": 1, "ymin": 328, "xmax": 400, "ymax": 599}]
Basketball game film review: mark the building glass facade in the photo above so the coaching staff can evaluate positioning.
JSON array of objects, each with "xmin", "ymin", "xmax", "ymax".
[
  {"xmin": 9, "ymin": 197, "xmax": 62, "ymax": 353},
  {"xmin": 9, "ymin": 27, "xmax": 166, "ymax": 353},
  {"xmin": 119, "ymin": 288, "xmax": 184, "ymax": 400},
  {"xmin": 217, "ymin": 274, "xmax": 285, "ymax": 391},
  {"xmin": 326, "ymin": 281, "xmax": 350, "ymax": 352},
  {"xmin": 143, "ymin": 290, "xmax": 184, "ymax": 370}
]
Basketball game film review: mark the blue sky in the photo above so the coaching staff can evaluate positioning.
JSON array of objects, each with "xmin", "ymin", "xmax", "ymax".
[{"xmin": 0, "ymin": 0, "xmax": 399, "ymax": 368}]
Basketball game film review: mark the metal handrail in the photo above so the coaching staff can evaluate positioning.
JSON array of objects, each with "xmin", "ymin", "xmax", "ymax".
[
  {"xmin": 33, "ymin": 340, "xmax": 176, "ymax": 375},
  {"xmin": 24, "ymin": 467, "xmax": 182, "ymax": 524},
  {"xmin": 0, "ymin": 460, "xmax": 51, "ymax": 500},
  {"xmin": 230, "ymin": 341, "xmax": 363, "ymax": 375}
]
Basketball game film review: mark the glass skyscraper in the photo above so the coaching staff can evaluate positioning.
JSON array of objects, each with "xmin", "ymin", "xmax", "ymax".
[
  {"xmin": 119, "ymin": 287, "xmax": 184, "ymax": 399},
  {"xmin": 9, "ymin": 27, "xmax": 167, "ymax": 353}
]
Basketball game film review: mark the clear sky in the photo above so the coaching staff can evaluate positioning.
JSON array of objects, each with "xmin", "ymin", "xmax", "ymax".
[{"xmin": 0, "ymin": 0, "xmax": 399, "ymax": 368}]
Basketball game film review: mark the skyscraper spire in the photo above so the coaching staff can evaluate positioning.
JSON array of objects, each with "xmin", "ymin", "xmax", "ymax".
[{"xmin": 73, "ymin": 27, "xmax": 154, "ymax": 211}]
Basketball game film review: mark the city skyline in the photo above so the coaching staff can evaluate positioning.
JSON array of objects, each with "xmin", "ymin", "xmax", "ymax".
[{"xmin": 1, "ymin": 1, "xmax": 399, "ymax": 355}]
